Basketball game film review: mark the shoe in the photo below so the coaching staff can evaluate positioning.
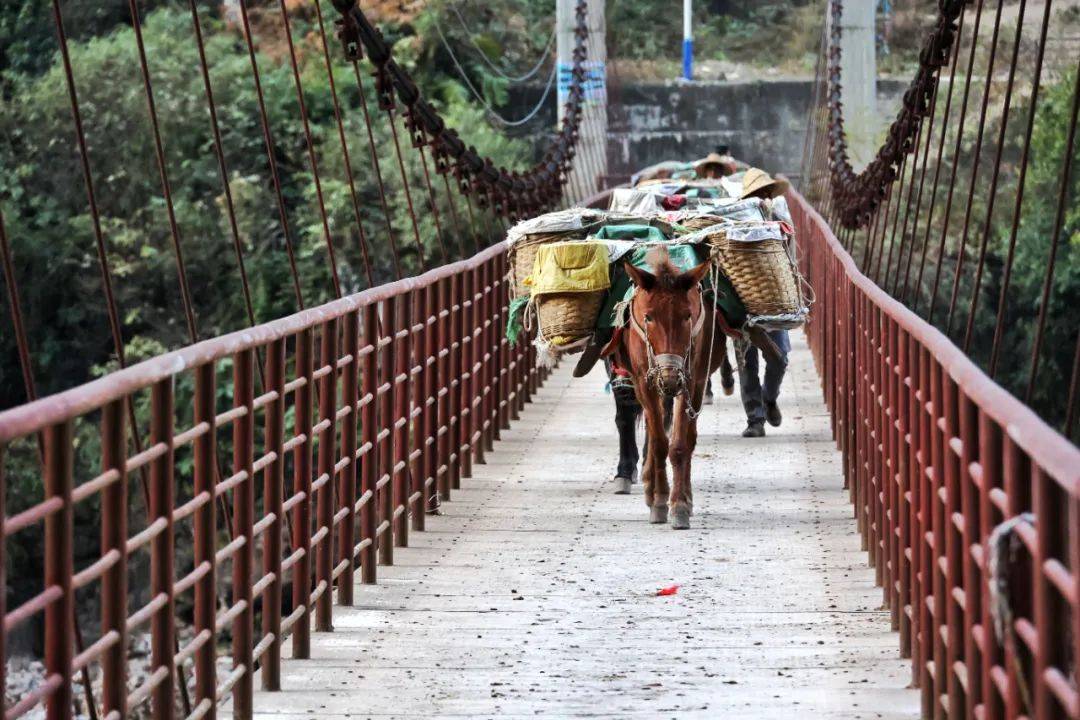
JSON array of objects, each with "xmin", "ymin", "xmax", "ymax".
[
  {"xmin": 765, "ymin": 401, "xmax": 782, "ymax": 427},
  {"xmin": 742, "ymin": 422, "xmax": 765, "ymax": 438}
]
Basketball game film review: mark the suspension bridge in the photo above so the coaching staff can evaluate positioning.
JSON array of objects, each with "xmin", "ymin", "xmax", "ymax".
[{"xmin": 0, "ymin": 1, "xmax": 1077, "ymax": 719}]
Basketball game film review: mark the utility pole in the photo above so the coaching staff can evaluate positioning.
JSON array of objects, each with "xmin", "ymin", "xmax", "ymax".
[
  {"xmin": 557, "ymin": 0, "xmax": 607, "ymax": 200},
  {"xmin": 837, "ymin": 0, "xmax": 877, "ymax": 168},
  {"xmin": 683, "ymin": 0, "xmax": 693, "ymax": 81}
]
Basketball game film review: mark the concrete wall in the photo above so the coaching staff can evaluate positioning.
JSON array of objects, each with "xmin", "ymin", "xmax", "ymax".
[
  {"xmin": 606, "ymin": 80, "xmax": 814, "ymax": 183},
  {"xmin": 509, "ymin": 78, "xmax": 905, "ymax": 186}
]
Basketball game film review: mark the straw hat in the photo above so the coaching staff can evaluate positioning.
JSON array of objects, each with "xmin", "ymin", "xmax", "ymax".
[
  {"xmin": 694, "ymin": 152, "xmax": 737, "ymax": 178},
  {"xmin": 740, "ymin": 168, "xmax": 790, "ymax": 199}
]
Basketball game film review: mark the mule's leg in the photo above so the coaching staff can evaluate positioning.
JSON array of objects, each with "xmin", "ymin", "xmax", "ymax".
[
  {"xmin": 637, "ymin": 388, "xmax": 670, "ymax": 524},
  {"xmin": 668, "ymin": 396, "xmax": 698, "ymax": 530},
  {"xmin": 662, "ymin": 394, "xmax": 675, "ymax": 434},
  {"xmin": 612, "ymin": 382, "xmax": 641, "ymax": 494}
]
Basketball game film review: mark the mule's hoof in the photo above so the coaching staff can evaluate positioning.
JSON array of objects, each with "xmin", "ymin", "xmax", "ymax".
[
  {"xmin": 722, "ymin": 382, "xmax": 735, "ymax": 397},
  {"xmin": 649, "ymin": 504, "xmax": 668, "ymax": 524},
  {"xmin": 702, "ymin": 393, "xmax": 714, "ymax": 406},
  {"xmin": 613, "ymin": 476, "xmax": 632, "ymax": 495},
  {"xmin": 671, "ymin": 506, "xmax": 691, "ymax": 530}
]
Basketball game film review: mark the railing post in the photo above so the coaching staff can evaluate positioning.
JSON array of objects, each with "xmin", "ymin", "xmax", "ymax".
[
  {"xmin": 149, "ymin": 379, "xmax": 176, "ymax": 720},
  {"xmin": 927, "ymin": 357, "xmax": 945, "ymax": 717},
  {"xmin": 473, "ymin": 263, "xmax": 485, "ymax": 459},
  {"xmin": 43, "ymin": 420, "xmax": 73, "ymax": 720},
  {"xmin": 393, "ymin": 294, "xmax": 410, "ymax": 547},
  {"xmin": 846, "ymin": 283, "xmax": 857, "ymax": 492},
  {"xmin": 292, "ymin": 328, "xmax": 315, "ymax": 657},
  {"xmin": 262, "ymin": 341, "xmax": 285, "ymax": 689},
  {"xmin": 482, "ymin": 260, "xmax": 496, "ymax": 452},
  {"xmin": 903, "ymin": 331, "xmax": 920, "ymax": 663},
  {"xmin": 379, "ymin": 298, "xmax": 395, "ymax": 565},
  {"xmin": 896, "ymin": 329, "xmax": 912, "ymax": 658},
  {"xmin": 437, "ymin": 278, "xmax": 452, "ymax": 502},
  {"xmin": 449, "ymin": 273, "xmax": 464, "ymax": 489},
  {"xmin": 855, "ymin": 296, "xmax": 867, "ymax": 544},
  {"xmin": 917, "ymin": 344, "xmax": 933, "ymax": 692},
  {"xmin": 100, "ymin": 399, "xmax": 129, "ymax": 717},
  {"xmin": 316, "ymin": 318, "xmax": 338, "ymax": 630},
  {"xmin": 497, "ymin": 255, "xmax": 511, "ymax": 433},
  {"xmin": 957, "ymin": 390, "xmax": 981, "ymax": 716},
  {"xmin": 415, "ymin": 286, "xmax": 433, "ymax": 524},
  {"xmin": 871, "ymin": 306, "xmax": 883, "ymax": 582},
  {"xmin": 977, "ymin": 413, "xmax": 1004, "ymax": 720},
  {"xmin": 460, "ymin": 269, "xmax": 475, "ymax": 478},
  {"xmin": 942, "ymin": 375, "xmax": 963, "ymax": 714},
  {"xmin": 360, "ymin": 304, "xmax": 378, "ymax": 583},
  {"xmin": 192, "ymin": 364, "xmax": 217, "ymax": 714},
  {"xmin": 232, "ymin": 348, "xmax": 255, "ymax": 719},
  {"xmin": 339, "ymin": 313, "xmax": 359, "ymax": 602},
  {"xmin": 887, "ymin": 317, "xmax": 900, "ymax": 626},
  {"xmin": 422, "ymin": 282, "xmax": 437, "ymax": 515}
]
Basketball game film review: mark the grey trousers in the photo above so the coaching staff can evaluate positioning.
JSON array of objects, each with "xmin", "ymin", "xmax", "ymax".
[{"xmin": 736, "ymin": 330, "xmax": 790, "ymax": 424}]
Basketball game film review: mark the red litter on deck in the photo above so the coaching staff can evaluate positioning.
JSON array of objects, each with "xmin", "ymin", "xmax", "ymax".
[{"xmin": 656, "ymin": 585, "xmax": 679, "ymax": 596}]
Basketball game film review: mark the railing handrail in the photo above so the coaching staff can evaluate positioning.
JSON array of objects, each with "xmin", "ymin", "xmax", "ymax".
[
  {"xmin": 0, "ymin": 242, "xmax": 508, "ymax": 444},
  {"xmin": 790, "ymin": 189, "xmax": 1080, "ymax": 488}
]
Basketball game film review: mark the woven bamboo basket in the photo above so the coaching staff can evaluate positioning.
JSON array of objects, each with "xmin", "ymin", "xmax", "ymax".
[
  {"xmin": 679, "ymin": 215, "xmax": 724, "ymax": 232},
  {"xmin": 535, "ymin": 291, "xmax": 605, "ymax": 343},
  {"xmin": 711, "ymin": 233, "xmax": 804, "ymax": 318},
  {"xmin": 508, "ymin": 230, "xmax": 586, "ymax": 298}
]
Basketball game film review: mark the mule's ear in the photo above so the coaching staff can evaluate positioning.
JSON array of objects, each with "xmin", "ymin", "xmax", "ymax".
[
  {"xmin": 676, "ymin": 261, "xmax": 712, "ymax": 291},
  {"xmin": 624, "ymin": 261, "xmax": 656, "ymax": 290}
]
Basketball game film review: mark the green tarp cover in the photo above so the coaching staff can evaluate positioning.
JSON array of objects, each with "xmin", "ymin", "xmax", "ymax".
[
  {"xmin": 597, "ymin": 244, "xmax": 746, "ymax": 329},
  {"xmin": 506, "ymin": 296, "xmax": 530, "ymax": 346},
  {"xmin": 592, "ymin": 224, "xmax": 667, "ymax": 243}
]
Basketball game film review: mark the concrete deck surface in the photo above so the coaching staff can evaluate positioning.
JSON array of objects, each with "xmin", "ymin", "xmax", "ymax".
[{"xmin": 249, "ymin": 331, "xmax": 919, "ymax": 719}]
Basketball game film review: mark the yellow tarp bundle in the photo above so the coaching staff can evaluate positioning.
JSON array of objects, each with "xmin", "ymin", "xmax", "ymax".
[{"xmin": 526, "ymin": 241, "xmax": 610, "ymax": 297}]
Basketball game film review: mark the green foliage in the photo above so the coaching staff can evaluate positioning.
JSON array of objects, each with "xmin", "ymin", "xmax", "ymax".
[
  {"xmin": 0, "ymin": 4, "xmax": 529, "ymax": 406},
  {"xmin": 974, "ymin": 69, "xmax": 1080, "ymax": 428},
  {"xmin": 865, "ymin": 68, "xmax": 1079, "ymax": 438}
]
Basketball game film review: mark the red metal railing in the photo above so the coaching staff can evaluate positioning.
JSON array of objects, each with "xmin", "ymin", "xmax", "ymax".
[
  {"xmin": 0, "ymin": 244, "xmax": 543, "ymax": 720},
  {"xmin": 790, "ymin": 186, "xmax": 1080, "ymax": 720}
]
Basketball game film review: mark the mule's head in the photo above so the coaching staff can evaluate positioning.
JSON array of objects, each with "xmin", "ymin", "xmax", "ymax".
[{"xmin": 625, "ymin": 247, "xmax": 711, "ymax": 397}]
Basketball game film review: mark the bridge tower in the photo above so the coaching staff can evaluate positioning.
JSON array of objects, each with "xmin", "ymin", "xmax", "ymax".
[
  {"xmin": 557, "ymin": 0, "xmax": 607, "ymax": 198},
  {"xmin": 837, "ymin": 0, "xmax": 877, "ymax": 168}
]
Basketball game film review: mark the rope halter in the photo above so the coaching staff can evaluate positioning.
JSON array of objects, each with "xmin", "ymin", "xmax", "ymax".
[{"xmin": 628, "ymin": 289, "xmax": 706, "ymax": 399}]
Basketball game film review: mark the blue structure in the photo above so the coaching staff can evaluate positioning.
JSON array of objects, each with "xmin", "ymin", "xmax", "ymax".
[{"xmin": 682, "ymin": 0, "xmax": 693, "ymax": 80}]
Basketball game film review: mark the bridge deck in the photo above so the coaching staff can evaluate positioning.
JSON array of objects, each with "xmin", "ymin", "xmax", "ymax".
[{"xmin": 249, "ymin": 333, "xmax": 918, "ymax": 719}]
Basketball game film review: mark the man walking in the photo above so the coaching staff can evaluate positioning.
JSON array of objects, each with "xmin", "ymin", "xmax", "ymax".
[{"xmin": 736, "ymin": 330, "xmax": 789, "ymax": 437}]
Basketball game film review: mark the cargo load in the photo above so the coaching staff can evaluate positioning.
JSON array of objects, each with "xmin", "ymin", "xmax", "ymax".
[{"xmin": 504, "ymin": 163, "xmax": 812, "ymax": 358}]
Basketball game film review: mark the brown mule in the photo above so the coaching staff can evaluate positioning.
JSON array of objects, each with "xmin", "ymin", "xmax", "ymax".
[{"xmin": 612, "ymin": 248, "xmax": 732, "ymax": 530}]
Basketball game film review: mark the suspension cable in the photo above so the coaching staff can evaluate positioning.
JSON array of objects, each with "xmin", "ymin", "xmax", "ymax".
[
  {"xmin": 313, "ymin": 0, "xmax": 376, "ymax": 287},
  {"xmin": 275, "ymin": 0, "xmax": 343, "ymax": 298},
  {"xmin": 444, "ymin": 1, "xmax": 556, "ymax": 83},
  {"xmin": 432, "ymin": 11, "xmax": 559, "ymax": 128}
]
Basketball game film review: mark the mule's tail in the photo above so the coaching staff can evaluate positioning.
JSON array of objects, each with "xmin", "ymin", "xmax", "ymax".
[{"xmin": 720, "ymin": 349, "xmax": 735, "ymax": 396}]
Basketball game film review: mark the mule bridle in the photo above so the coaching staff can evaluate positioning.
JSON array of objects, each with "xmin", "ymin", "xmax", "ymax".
[{"xmin": 628, "ymin": 289, "xmax": 706, "ymax": 399}]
